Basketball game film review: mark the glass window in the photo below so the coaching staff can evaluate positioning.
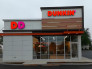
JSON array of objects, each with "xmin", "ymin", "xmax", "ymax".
[
  {"xmin": 49, "ymin": 36, "xmax": 56, "ymax": 59},
  {"xmin": 33, "ymin": 36, "xmax": 40, "ymax": 59},
  {"xmin": 65, "ymin": 36, "xmax": 71, "ymax": 59},
  {"xmin": 40, "ymin": 36, "xmax": 48, "ymax": 59},
  {"xmin": 33, "ymin": 35, "xmax": 78, "ymax": 59},
  {"xmin": 57, "ymin": 36, "xmax": 64, "ymax": 59},
  {"xmin": 71, "ymin": 35, "xmax": 78, "ymax": 42}
]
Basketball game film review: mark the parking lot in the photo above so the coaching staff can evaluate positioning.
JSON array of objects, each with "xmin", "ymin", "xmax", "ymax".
[{"xmin": 82, "ymin": 50, "xmax": 92, "ymax": 59}]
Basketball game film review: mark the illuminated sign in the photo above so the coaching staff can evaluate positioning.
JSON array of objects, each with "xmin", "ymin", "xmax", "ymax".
[
  {"xmin": 48, "ymin": 10, "xmax": 76, "ymax": 16},
  {"xmin": 11, "ymin": 21, "xmax": 25, "ymax": 29}
]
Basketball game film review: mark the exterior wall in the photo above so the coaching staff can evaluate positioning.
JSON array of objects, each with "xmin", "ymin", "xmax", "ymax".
[
  {"xmin": 3, "ymin": 20, "xmax": 42, "ymax": 62},
  {"xmin": 3, "ymin": 36, "xmax": 33, "ymax": 62},
  {"xmin": 4, "ymin": 20, "xmax": 42, "ymax": 30},
  {"xmin": 42, "ymin": 18, "xmax": 82, "ymax": 29}
]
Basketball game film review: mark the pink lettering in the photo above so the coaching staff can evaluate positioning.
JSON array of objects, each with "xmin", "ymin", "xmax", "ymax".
[{"xmin": 18, "ymin": 21, "xmax": 25, "ymax": 29}]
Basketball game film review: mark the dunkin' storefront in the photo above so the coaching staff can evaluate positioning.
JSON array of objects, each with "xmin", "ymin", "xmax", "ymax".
[{"xmin": 2, "ymin": 6, "xmax": 84, "ymax": 62}]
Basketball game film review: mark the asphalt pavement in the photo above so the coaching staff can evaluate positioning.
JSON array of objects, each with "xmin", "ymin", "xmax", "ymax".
[
  {"xmin": 0, "ymin": 64, "xmax": 92, "ymax": 69},
  {"xmin": 82, "ymin": 50, "xmax": 92, "ymax": 59}
]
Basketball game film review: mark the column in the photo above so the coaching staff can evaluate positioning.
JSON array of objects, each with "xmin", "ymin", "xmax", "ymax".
[{"xmin": 78, "ymin": 35, "xmax": 82, "ymax": 60}]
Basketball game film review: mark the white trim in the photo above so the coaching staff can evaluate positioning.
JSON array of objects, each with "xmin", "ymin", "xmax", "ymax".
[{"xmin": 64, "ymin": 36, "xmax": 65, "ymax": 59}]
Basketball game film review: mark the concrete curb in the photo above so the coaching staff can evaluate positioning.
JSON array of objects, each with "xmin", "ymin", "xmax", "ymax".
[
  {"xmin": 1, "ymin": 61, "xmax": 92, "ymax": 66},
  {"xmin": 22, "ymin": 63, "xmax": 92, "ymax": 66}
]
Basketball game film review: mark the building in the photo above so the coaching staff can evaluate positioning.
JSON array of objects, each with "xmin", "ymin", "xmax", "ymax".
[{"xmin": 1, "ymin": 6, "xmax": 84, "ymax": 63}]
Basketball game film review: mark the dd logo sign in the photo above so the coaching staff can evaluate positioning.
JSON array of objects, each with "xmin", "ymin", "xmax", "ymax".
[{"xmin": 11, "ymin": 21, "xmax": 25, "ymax": 29}]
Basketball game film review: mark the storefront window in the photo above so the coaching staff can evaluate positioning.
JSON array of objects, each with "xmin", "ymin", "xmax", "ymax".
[
  {"xmin": 33, "ymin": 36, "xmax": 40, "ymax": 59},
  {"xmin": 65, "ymin": 36, "xmax": 70, "ymax": 59},
  {"xmin": 71, "ymin": 35, "xmax": 78, "ymax": 42},
  {"xmin": 49, "ymin": 36, "xmax": 56, "ymax": 59},
  {"xmin": 57, "ymin": 36, "xmax": 64, "ymax": 59},
  {"xmin": 40, "ymin": 36, "xmax": 48, "ymax": 59},
  {"xmin": 33, "ymin": 35, "xmax": 78, "ymax": 59}
]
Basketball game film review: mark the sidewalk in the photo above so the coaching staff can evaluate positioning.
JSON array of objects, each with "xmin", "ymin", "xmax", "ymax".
[
  {"xmin": 1, "ymin": 57, "xmax": 92, "ymax": 65},
  {"xmin": 23, "ymin": 57, "xmax": 92, "ymax": 65}
]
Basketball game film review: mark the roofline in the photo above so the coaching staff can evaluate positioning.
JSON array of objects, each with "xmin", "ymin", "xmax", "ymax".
[
  {"xmin": 40, "ymin": 6, "xmax": 84, "ymax": 10},
  {"xmin": 0, "ymin": 31, "xmax": 84, "ymax": 36},
  {"xmin": 3, "ymin": 19, "xmax": 42, "ymax": 21},
  {"xmin": 3, "ymin": 29, "xmax": 84, "ymax": 32}
]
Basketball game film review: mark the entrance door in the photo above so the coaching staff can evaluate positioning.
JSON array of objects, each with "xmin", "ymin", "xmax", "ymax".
[
  {"xmin": 71, "ymin": 35, "xmax": 78, "ymax": 59},
  {"xmin": 71, "ymin": 43, "xmax": 78, "ymax": 59}
]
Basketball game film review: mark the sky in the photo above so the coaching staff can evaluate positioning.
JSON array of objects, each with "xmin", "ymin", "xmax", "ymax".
[{"xmin": 0, "ymin": 0, "xmax": 92, "ymax": 39}]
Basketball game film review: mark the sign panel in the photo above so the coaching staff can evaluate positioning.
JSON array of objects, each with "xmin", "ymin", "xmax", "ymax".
[{"xmin": 41, "ymin": 6, "xmax": 84, "ymax": 30}]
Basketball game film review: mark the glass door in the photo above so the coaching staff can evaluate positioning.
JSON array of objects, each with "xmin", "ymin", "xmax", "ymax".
[
  {"xmin": 71, "ymin": 43, "xmax": 78, "ymax": 59},
  {"xmin": 70, "ymin": 35, "xmax": 78, "ymax": 59}
]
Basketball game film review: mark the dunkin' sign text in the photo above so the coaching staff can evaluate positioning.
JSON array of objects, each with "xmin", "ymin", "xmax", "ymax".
[{"xmin": 48, "ymin": 10, "xmax": 76, "ymax": 16}]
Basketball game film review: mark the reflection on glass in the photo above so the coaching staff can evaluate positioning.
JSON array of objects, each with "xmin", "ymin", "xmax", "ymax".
[
  {"xmin": 57, "ymin": 36, "xmax": 64, "ymax": 59},
  {"xmin": 33, "ymin": 35, "xmax": 78, "ymax": 59},
  {"xmin": 65, "ymin": 36, "xmax": 70, "ymax": 59},
  {"xmin": 72, "ymin": 44, "xmax": 78, "ymax": 58},
  {"xmin": 33, "ymin": 36, "xmax": 40, "ymax": 59},
  {"xmin": 40, "ymin": 36, "xmax": 48, "ymax": 59},
  {"xmin": 49, "ymin": 36, "xmax": 56, "ymax": 59},
  {"xmin": 71, "ymin": 35, "xmax": 78, "ymax": 42}
]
